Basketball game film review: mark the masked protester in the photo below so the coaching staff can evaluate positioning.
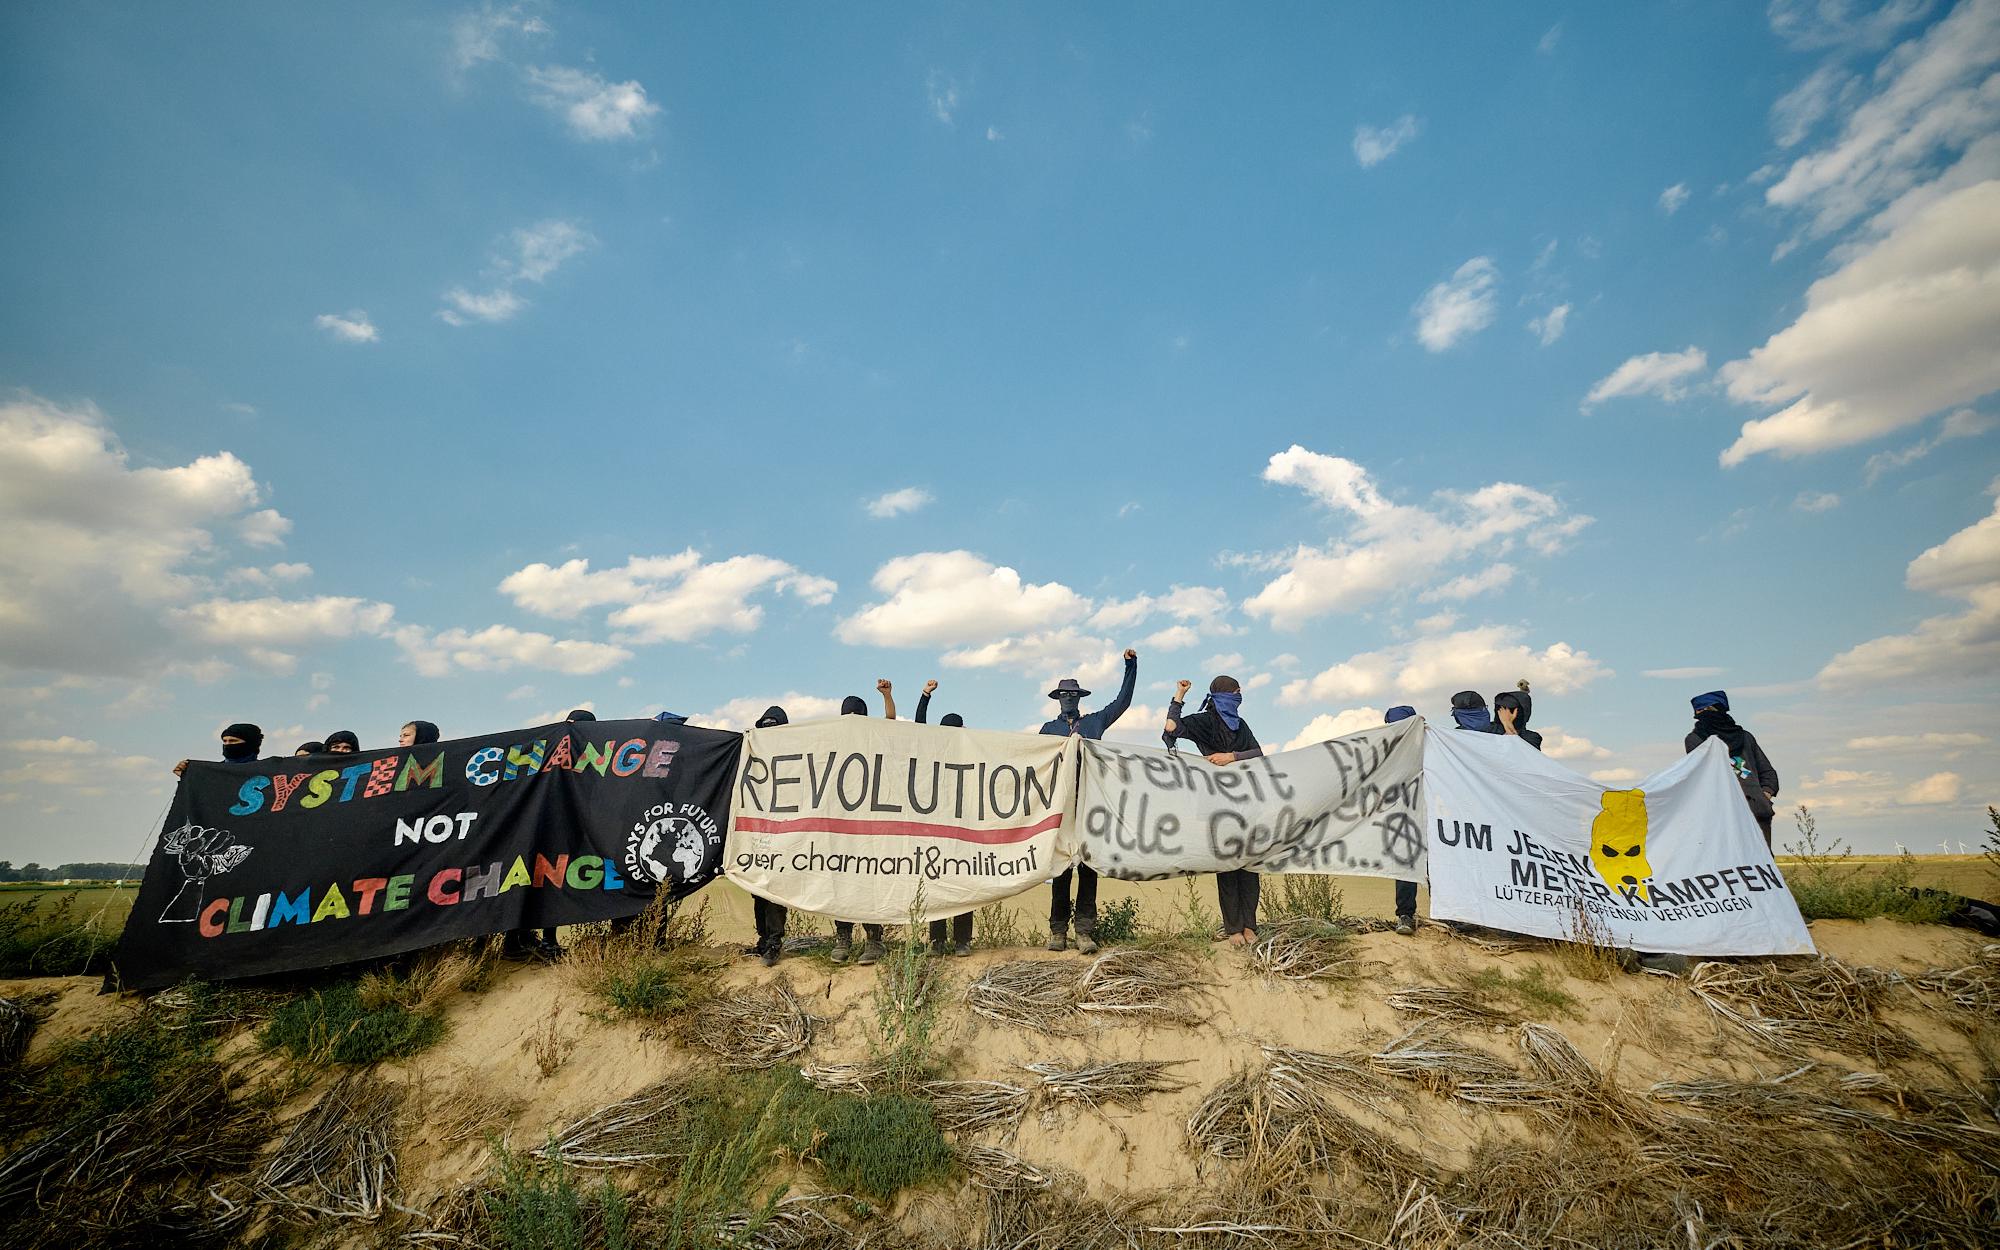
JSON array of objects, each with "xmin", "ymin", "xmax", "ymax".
[
  {"xmin": 1489, "ymin": 681, "xmax": 1543, "ymax": 751},
  {"xmin": 831, "ymin": 694, "xmax": 890, "ymax": 966},
  {"xmin": 294, "ymin": 741, "xmax": 325, "ymax": 757},
  {"xmin": 176, "ymin": 723, "xmax": 265, "ymax": 777},
  {"xmin": 1447, "ymin": 692, "xmax": 1491, "ymax": 732},
  {"xmin": 324, "ymin": 730, "xmax": 360, "ymax": 754},
  {"xmin": 1038, "ymin": 649, "xmax": 1138, "ymax": 953},
  {"xmin": 1164, "ymin": 676, "xmax": 1266, "ymax": 945},
  {"xmin": 1686, "ymin": 690, "xmax": 1780, "ymax": 847},
  {"xmin": 399, "ymin": 720, "xmax": 440, "ymax": 747},
  {"xmin": 913, "ymin": 680, "xmax": 976, "ymax": 955},
  {"xmin": 746, "ymin": 705, "xmax": 791, "ymax": 968},
  {"xmin": 566, "ymin": 709, "xmax": 595, "ymax": 722},
  {"xmin": 1384, "ymin": 706, "xmax": 1423, "ymax": 934},
  {"xmin": 507, "ymin": 709, "xmax": 597, "ymax": 960}
]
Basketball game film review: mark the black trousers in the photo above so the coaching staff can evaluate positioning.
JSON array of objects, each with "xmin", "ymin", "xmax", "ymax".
[
  {"xmin": 833, "ymin": 922, "xmax": 884, "ymax": 944},
  {"xmin": 1217, "ymin": 869, "xmax": 1261, "ymax": 935},
  {"xmin": 753, "ymin": 896, "xmax": 787, "ymax": 948},
  {"xmin": 1395, "ymin": 879, "xmax": 1418, "ymax": 918},
  {"xmin": 928, "ymin": 913, "xmax": 974, "ymax": 946},
  {"xmin": 1049, "ymin": 864, "xmax": 1098, "ymax": 933}
]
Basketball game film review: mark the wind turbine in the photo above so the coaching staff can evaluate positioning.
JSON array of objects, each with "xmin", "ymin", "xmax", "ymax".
[
  {"xmin": 1960, "ymin": 841, "xmax": 1970, "ymax": 855},
  {"xmin": 1894, "ymin": 841, "xmax": 1907, "ymax": 855},
  {"xmin": 1939, "ymin": 841, "xmax": 1950, "ymax": 855}
]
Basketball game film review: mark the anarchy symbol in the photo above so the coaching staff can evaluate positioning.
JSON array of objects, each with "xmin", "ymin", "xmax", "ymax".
[{"xmin": 1376, "ymin": 811, "xmax": 1423, "ymax": 868}]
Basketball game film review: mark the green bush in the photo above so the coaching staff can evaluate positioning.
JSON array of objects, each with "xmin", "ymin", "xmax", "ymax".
[
  {"xmin": 261, "ymin": 980, "xmax": 446, "ymax": 1065},
  {"xmin": 490, "ymin": 1147, "xmax": 631, "ymax": 1250},
  {"xmin": 1093, "ymin": 897, "xmax": 1141, "ymax": 944},
  {"xmin": 0, "ymin": 891, "xmax": 119, "ymax": 977},
  {"xmin": 1782, "ymin": 806, "xmax": 1955, "ymax": 924}
]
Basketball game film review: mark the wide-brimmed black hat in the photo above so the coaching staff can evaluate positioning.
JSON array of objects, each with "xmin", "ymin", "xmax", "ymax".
[{"xmin": 1047, "ymin": 678, "xmax": 1091, "ymax": 699}]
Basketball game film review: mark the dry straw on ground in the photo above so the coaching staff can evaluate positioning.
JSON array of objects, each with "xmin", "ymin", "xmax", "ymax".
[
  {"xmin": 966, "ymin": 949, "xmax": 1211, "ymax": 1035},
  {"xmin": 0, "ymin": 996, "xmax": 33, "ymax": 1068},
  {"xmin": 533, "ymin": 1075, "xmax": 692, "ymax": 1168},
  {"xmin": 920, "ymin": 1079, "xmax": 1032, "ymax": 1135},
  {"xmin": 1027, "ymin": 1058, "xmax": 1192, "ymax": 1112},
  {"xmin": 261, "ymin": 1072, "xmax": 402, "ymax": 1220},
  {"xmin": 1913, "ymin": 942, "xmax": 2000, "ymax": 1017},
  {"xmin": 694, "ymin": 978, "xmax": 819, "ymax": 1067},
  {"xmin": 1248, "ymin": 919, "xmax": 1369, "ymax": 982},
  {"xmin": 1686, "ymin": 957, "xmax": 1918, "ymax": 1060},
  {"xmin": 1385, "ymin": 984, "xmax": 1516, "ymax": 1029}
]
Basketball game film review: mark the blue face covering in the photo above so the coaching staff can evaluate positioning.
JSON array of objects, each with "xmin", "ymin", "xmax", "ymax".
[
  {"xmin": 1209, "ymin": 690, "xmax": 1243, "ymax": 731},
  {"xmin": 1451, "ymin": 706, "xmax": 1491, "ymax": 731}
]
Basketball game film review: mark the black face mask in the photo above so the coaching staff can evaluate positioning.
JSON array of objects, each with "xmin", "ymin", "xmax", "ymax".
[
  {"xmin": 1058, "ymin": 695, "xmax": 1082, "ymax": 719},
  {"xmin": 221, "ymin": 739, "xmax": 259, "ymax": 762}
]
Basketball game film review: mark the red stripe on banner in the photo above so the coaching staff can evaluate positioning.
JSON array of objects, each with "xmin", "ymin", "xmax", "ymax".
[{"xmin": 734, "ymin": 812, "xmax": 1064, "ymax": 845}]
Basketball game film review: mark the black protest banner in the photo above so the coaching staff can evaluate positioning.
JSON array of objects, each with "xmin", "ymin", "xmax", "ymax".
[{"xmin": 113, "ymin": 719, "xmax": 739, "ymax": 990}]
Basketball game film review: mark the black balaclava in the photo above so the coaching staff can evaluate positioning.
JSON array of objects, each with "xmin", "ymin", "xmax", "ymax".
[
  {"xmin": 325, "ymin": 729, "xmax": 360, "ymax": 753},
  {"xmin": 406, "ymin": 720, "xmax": 440, "ymax": 745},
  {"xmin": 221, "ymin": 723, "xmax": 263, "ymax": 761},
  {"xmin": 296, "ymin": 741, "xmax": 324, "ymax": 756},
  {"xmin": 1058, "ymin": 692, "xmax": 1081, "ymax": 719},
  {"xmin": 840, "ymin": 695, "xmax": 868, "ymax": 716},
  {"xmin": 755, "ymin": 706, "xmax": 789, "ymax": 729},
  {"xmin": 566, "ymin": 709, "xmax": 596, "ymax": 722},
  {"xmin": 940, "ymin": 713, "xmax": 965, "ymax": 728}
]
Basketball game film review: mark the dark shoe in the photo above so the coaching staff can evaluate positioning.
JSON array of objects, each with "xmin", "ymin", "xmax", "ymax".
[
  {"xmin": 761, "ymin": 945, "xmax": 780, "ymax": 968},
  {"xmin": 1076, "ymin": 932, "xmax": 1100, "ymax": 955},
  {"xmin": 537, "ymin": 938, "xmax": 563, "ymax": 960},
  {"xmin": 830, "ymin": 940, "xmax": 853, "ymax": 965},
  {"xmin": 1638, "ymin": 952, "xmax": 1690, "ymax": 976},
  {"xmin": 931, "ymin": 939, "xmax": 948, "ymax": 956},
  {"xmin": 1045, "ymin": 929, "xmax": 1068, "ymax": 952},
  {"xmin": 1394, "ymin": 915, "xmax": 1415, "ymax": 936},
  {"xmin": 1614, "ymin": 947, "xmax": 1642, "ymax": 974},
  {"xmin": 857, "ymin": 939, "xmax": 885, "ymax": 966},
  {"xmin": 953, "ymin": 942, "xmax": 973, "ymax": 957},
  {"xmin": 501, "ymin": 940, "xmax": 536, "ymax": 963},
  {"xmin": 742, "ymin": 942, "xmax": 765, "ymax": 957}
]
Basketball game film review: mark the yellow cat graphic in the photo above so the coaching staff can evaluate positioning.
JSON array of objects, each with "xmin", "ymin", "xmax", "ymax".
[{"xmin": 1590, "ymin": 789, "xmax": 1653, "ymax": 901}]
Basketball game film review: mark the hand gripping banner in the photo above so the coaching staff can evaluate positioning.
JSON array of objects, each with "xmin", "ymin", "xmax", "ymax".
[
  {"xmin": 1076, "ymin": 717, "xmax": 1426, "ymax": 880},
  {"xmin": 1423, "ymin": 729, "xmax": 1814, "ymax": 956},
  {"xmin": 725, "ymin": 718, "xmax": 1080, "ymax": 923},
  {"xmin": 114, "ymin": 719, "xmax": 740, "ymax": 990}
]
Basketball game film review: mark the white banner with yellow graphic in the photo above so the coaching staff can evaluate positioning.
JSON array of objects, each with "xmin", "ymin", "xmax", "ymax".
[{"xmin": 1422, "ymin": 729, "xmax": 1814, "ymax": 956}]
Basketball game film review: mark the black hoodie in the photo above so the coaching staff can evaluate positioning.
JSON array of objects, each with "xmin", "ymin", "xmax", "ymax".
[
  {"xmin": 840, "ymin": 695, "xmax": 868, "ymax": 716},
  {"xmin": 755, "ymin": 706, "xmax": 789, "ymax": 729},
  {"xmin": 1489, "ymin": 684, "xmax": 1543, "ymax": 751}
]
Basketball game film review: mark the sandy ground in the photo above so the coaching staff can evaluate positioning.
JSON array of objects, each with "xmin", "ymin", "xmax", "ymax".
[{"xmin": 16, "ymin": 913, "xmax": 1985, "ymax": 1210}]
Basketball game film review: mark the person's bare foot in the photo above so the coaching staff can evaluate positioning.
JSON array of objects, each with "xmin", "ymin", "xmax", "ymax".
[{"xmin": 1241, "ymin": 927, "xmax": 1257, "ymax": 945}]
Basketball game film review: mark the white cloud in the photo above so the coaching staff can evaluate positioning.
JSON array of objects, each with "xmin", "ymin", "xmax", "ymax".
[
  {"xmin": 0, "ymin": 394, "xmax": 286, "ymax": 676},
  {"xmin": 926, "ymin": 71, "xmax": 960, "ymax": 125},
  {"xmin": 315, "ymin": 310, "xmax": 379, "ymax": 343},
  {"xmin": 986, "ymin": 126, "xmax": 1003, "ymax": 142},
  {"xmin": 174, "ymin": 595, "xmax": 395, "ymax": 649},
  {"xmin": 230, "ymin": 561, "xmax": 312, "ymax": 588},
  {"xmin": 1764, "ymin": 0, "xmax": 2000, "ymax": 242},
  {"xmin": 1721, "ymin": 181, "xmax": 2000, "ymax": 465},
  {"xmin": 1767, "ymin": 0, "xmax": 1933, "ymax": 50},
  {"xmin": 1642, "ymin": 666, "xmax": 1725, "ymax": 679},
  {"xmin": 439, "ymin": 286, "xmax": 526, "ymax": 325},
  {"xmin": 1243, "ymin": 447, "xmax": 1587, "ymax": 629},
  {"xmin": 239, "ymin": 508, "xmax": 293, "ymax": 547},
  {"xmin": 1900, "ymin": 770, "xmax": 1964, "ymax": 804},
  {"xmin": 1771, "ymin": 62, "xmax": 1858, "ymax": 147},
  {"xmin": 866, "ymin": 487, "xmax": 934, "ymax": 519},
  {"xmin": 1414, "ymin": 611, "xmax": 1458, "ymax": 634},
  {"xmin": 439, "ymin": 218, "xmax": 595, "ymax": 326},
  {"xmin": 1353, "ymin": 114, "xmax": 1422, "ymax": 168},
  {"xmin": 1136, "ymin": 624, "xmax": 1199, "ymax": 652},
  {"xmin": 1099, "ymin": 703, "xmax": 1169, "ymax": 747},
  {"xmin": 941, "ymin": 628, "xmax": 1123, "ymax": 687},
  {"xmin": 1589, "ymin": 768, "xmax": 1642, "ymax": 784},
  {"xmin": 1414, "ymin": 257, "xmax": 1499, "ymax": 351},
  {"xmin": 1204, "ymin": 652, "xmax": 1246, "ymax": 671},
  {"xmin": 837, "ymin": 552, "xmax": 1090, "ymax": 648},
  {"xmin": 700, "ymin": 692, "xmax": 847, "ymax": 731},
  {"xmin": 1540, "ymin": 727, "xmax": 1612, "ymax": 761},
  {"xmin": 1819, "ymin": 481, "xmax": 2000, "ymax": 686},
  {"xmin": 393, "ymin": 623, "xmax": 631, "ymax": 677},
  {"xmin": 1847, "ymin": 731, "xmax": 1988, "ymax": 750},
  {"xmin": 1658, "ymin": 183, "xmax": 1691, "ymax": 214},
  {"xmin": 1582, "ymin": 347, "xmax": 1708, "ymax": 409},
  {"xmin": 525, "ymin": 65, "xmax": 661, "ymax": 141},
  {"xmin": 499, "ymin": 550, "xmax": 835, "ymax": 644},
  {"xmin": 1863, "ymin": 408, "xmax": 1995, "ymax": 482},
  {"xmin": 1419, "ymin": 564, "xmax": 1516, "ymax": 603},
  {"xmin": 1279, "ymin": 625, "xmax": 1609, "ymax": 710},
  {"xmin": 1537, "ymin": 22, "xmax": 1563, "ymax": 54},
  {"xmin": 1283, "ymin": 708, "xmax": 1388, "ymax": 751},
  {"xmin": 0, "ymin": 736, "xmax": 159, "ymax": 791},
  {"xmin": 450, "ymin": 3, "xmax": 550, "ymax": 73},
  {"xmin": 1527, "ymin": 303, "xmax": 1570, "ymax": 346},
  {"xmin": 1793, "ymin": 490, "xmax": 1842, "ymax": 512}
]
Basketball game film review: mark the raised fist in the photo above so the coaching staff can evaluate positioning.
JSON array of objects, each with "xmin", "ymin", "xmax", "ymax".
[
  {"xmin": 1123, "ymin": 648, "xmax": 1137, "ymax": 661},
  {"xmin": 1175, "ymin": 680, "xmax": 1193, "ymax": 699},
  {"xmin": 923, "ymin": 679, "xmax": 939, "ymax": 695},
  {"xmin": 876, "ymin": 678, "xmax": 893, "ymax": 694}
]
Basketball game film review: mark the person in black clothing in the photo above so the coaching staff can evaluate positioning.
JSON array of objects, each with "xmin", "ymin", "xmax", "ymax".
[
  {"xmin": 914, "ymin": 679, "xmax": 975, "ymax": 955},
  {"xmin": 1040, "ymin": 649, "xmax": 1139, "ymax": 953},
  {"xmin": 1686, "ymin": 690, "xmax": 1780, "ymax": 846},
  {"xmin": 174, "ymin": 723, "xmax": 265, "ymax": 777},
  {"xmin": 831, "ymin": 692, "xmax": 890, "ymax": 966},
  {"xmin": 325, "ymin": 730, "xmax": 360, "ymax": 754},
  {"xmin": 399, "ymin": 720, "xmax": 441, "ymax": 747},
  {"xmin": 1384, "ymin": 705, "xmax": 1423, "ymax": 935},
  {"xmin": 566, "ymin": 708, "xmax": 595, "ymax": 723},
  {"xmin": 1490, "ymin": 681, "xmax": 1543, "ymax": 751},
  {"xmin": 746, "ymin": 705, "xmax": 791, "ymax": 967},
  {"xmin": 294, "ymin": 740, "xmax": 324, "ymax": 756},
  {"xmin": 1448, "ymin": 691, "xmax": 1491, "ymax": 732},
  {"xmin": 1164, "ymin": 675, "xmax": 1266, "ymax": 945}
]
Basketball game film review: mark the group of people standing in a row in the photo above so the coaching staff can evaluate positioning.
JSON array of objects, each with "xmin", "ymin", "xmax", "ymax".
[{"xmin": 169, "ymin": 651, "xmax": 1779, "ymax": 968}]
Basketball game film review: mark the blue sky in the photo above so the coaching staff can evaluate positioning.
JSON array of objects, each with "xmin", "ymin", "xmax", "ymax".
[{"xmin": 3, "ymin": 1, "xmax": 1996, "ymax": 864}]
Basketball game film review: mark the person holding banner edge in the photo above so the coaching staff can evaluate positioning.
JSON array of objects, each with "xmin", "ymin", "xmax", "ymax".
[
  {"xmin": 830, "ymin": 687, "xmax": 894, "ymax": 966},
  {"xmin": 1164, "ymin": 675, "xmax": 1266, "ymax": 945},
  {"xmin": 915, "ymin": 678, "xmax": 975, "ymax": 955},
  {"xmin": 1040, "ymin": 649, "xmax": 1139, "ymax": 954},
  {"xmin": 746, "ymin": 705, "xmax": 792, "ymax": 967},
  {"xmin": 1384, "ymin": 705, "xmax": 1423, "ymax": 935}
]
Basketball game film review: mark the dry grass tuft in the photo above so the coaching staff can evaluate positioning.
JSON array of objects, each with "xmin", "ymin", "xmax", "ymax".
[
  {"xmin": 1687, "ymin": 957, "xmax": 1918, "ymax": 1061},
  {"xmin": 1249, "ymin": 919, "xmax": 1370, "ymax": 983},
  {"xmin": 1913, "ymin": 943, "xmax": 2000, "ymax": 1018},
  {"xmin": 966, "ymin": 950, "xmax": 1213, "ymax": 1036},
  {"xmin": 533, "ymin": 1075, "xmax": 693, "ymax": 1168},
  {"xmin": 1027, "ymin": 1058, "xmax": 1193, "ymax": 1113},
  {"xmin": 1386, "ymin": 984, "xmax": 1515, "ymax": 1029},
  {"xmin": 920, "ymin": 1079, "xmax": 1032, "ymax": 1135},
  {"xmin": 959, "ymin": 1143, "xmax": 1076, "ymax": 1193},
  {"xmin": 966, "ymin": 959, "xmax": 1081, "ymax": 1035},
  {"xmin": 693, "ymin": 978, "xmax": 819, "ymax": 1068},
  {"xmin": 1366, "ymin": 1025, "xmax": 1517, "ymax": 1093},
  {"xmin": 419, "ymin": 1073, "xmax": 523, "ymax": 1147},
  {"xmin": 261, "ymin": 1072, "xmax": 402, "ymax": 1220},
  {"xmin": 0, "ymin": 997, "xmax": 34, "ymax": 1069}
]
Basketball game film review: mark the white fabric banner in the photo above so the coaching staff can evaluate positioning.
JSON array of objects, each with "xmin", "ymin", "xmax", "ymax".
[
  {"xmin": 1077, "ymin": 719, "xmax": 1426, "ymax": 881},
  {"xmin": 724, "ymin": 718, "xmax": 1079, "ymax": 924},
  {"xmin": 1423, "ymin": 728, "xmax": 1814, "ymax": 956}
]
